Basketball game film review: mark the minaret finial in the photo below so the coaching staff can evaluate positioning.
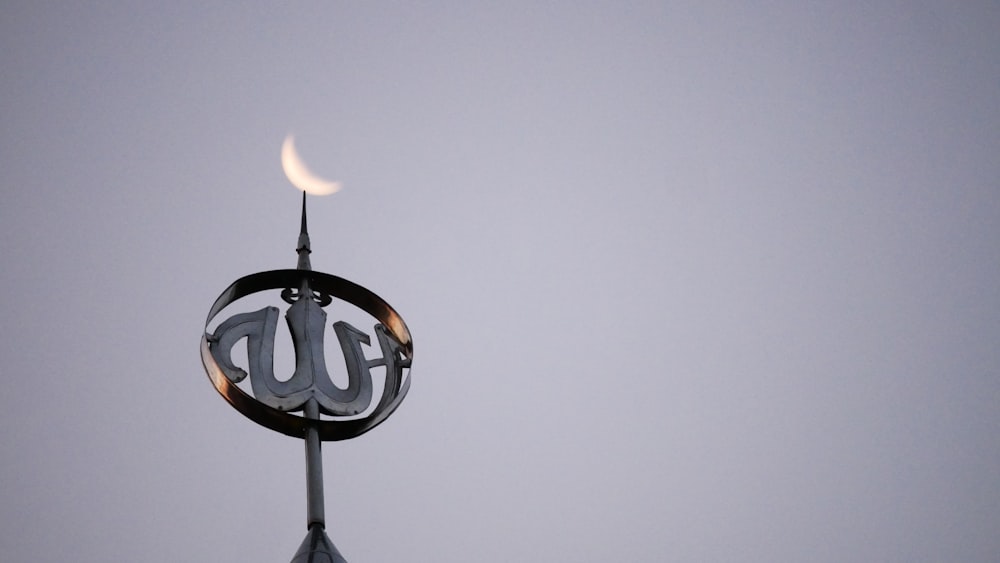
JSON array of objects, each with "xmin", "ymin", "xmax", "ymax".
[{"xmin": 296, "ymin": 191, "xmax": 312, "ymax": 271}]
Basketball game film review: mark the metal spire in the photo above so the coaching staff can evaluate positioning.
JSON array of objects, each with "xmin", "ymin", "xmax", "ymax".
[
  {"xmin": 203, "ymin": 141, "xmax": 413, "ymax": 563},
  {"xmin": 292, "ymin": 191, "xmax": 343, "ymax": 562},
  {"xmin": 296, "ymin": 191, "xmax": 312, "ymax": 271}
]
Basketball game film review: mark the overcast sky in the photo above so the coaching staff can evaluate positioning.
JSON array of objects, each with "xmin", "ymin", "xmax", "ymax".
[{"xmin": 2, "ymin": 3, "xmax": 999, "ymax": 562}]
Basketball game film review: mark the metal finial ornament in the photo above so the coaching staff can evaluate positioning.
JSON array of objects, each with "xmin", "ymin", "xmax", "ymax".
[
  {"xmin": 201, "ymin": 150, "xmax": 412, "ymax": 562},
  {"xmin": 297, "ymin": 191, "xmax": 313, "ymax": 270}
]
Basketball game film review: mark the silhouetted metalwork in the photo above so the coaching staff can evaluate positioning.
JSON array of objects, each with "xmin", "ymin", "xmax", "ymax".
[
  {"xmin": 201, "ymin": 192, "xmax": 413, "ymax": 562},
  {"xmin": 290, "ymin": 525, "xmax": 347, "ymax": 563},
  {"xmin": 202, "ymin": 268, "xmax": 412, "ymax": 440}
]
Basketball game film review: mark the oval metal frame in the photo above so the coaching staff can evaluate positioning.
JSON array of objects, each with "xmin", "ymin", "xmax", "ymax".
[{"xmin": 200, "ymin": 269, "xmax": 412, "ymax": 441}]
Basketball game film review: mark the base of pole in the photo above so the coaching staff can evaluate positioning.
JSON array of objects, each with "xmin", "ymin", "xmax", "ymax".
[{"xmin": 290, "ymin": 524, "xmax": 347, "ymax": 563}]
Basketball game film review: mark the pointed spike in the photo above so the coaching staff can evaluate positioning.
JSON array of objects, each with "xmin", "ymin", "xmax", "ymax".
[
  {"xmin": 296, "ymin": 191, "xmax": 312, "ymax": 271},
  {"xmin": 300, "ymin": 190, "xmax": 308, "ymax": 238}
]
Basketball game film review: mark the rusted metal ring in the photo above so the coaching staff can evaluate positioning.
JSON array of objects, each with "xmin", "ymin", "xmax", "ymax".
[{"xmin": 201, "ymin": 269, "xmax": 412, "ymax": 441}]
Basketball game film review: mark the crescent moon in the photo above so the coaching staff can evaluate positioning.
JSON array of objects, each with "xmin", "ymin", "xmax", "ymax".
[{"xmin": 281, "ymin": 135, "xmax": 342, "ymax": 196}]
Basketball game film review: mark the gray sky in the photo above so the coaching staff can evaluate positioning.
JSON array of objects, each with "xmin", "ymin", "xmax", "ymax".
[{"xmin": 2, "ymin": 3, "xmax": 999, "ymax": 562}]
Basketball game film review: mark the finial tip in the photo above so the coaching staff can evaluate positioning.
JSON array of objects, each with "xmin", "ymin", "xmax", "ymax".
[{"xmin": 296, "ymin": 191, "xmax": 312, "ymax": 270}]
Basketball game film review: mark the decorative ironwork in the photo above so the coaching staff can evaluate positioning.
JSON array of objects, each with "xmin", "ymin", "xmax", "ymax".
[
  {"xmin": 201, "ymin": 268, "xmax": 412, "ymax": 439},
  {"xmin": 201, "ymin": 192, "xmax": 413, "ymax": 562}
]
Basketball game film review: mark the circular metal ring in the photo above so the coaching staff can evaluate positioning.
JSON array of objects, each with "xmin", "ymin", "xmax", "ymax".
[{"xmin": 201, "ymin": 269, "xmax": 412, "ymax": 441}]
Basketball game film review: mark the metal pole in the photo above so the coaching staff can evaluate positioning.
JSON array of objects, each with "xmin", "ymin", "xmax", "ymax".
[
  {"xmin": 304, "ymin": 398, "xmax": 325, "ymax": 529},
  {"xmin": 292, "ymin": 398, "xmax": 346, "ymax": 561}
]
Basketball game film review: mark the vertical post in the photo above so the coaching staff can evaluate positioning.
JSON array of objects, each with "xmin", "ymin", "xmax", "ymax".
[
  {"xmin": 304, "ymin": 398, "xmax": 325, "ymax": 529},
  {"xmin": 297, "ymin": 193, "xmax": 324, "ymax": 531}
]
